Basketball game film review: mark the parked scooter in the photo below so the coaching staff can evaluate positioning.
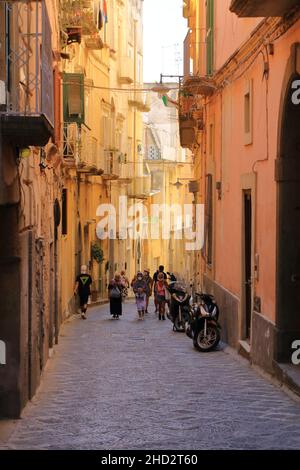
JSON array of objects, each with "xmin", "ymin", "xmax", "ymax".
[
  {"xmin": 185, "ymin": 292, "xmax": 221, "ymax": 352},
  {"xmin": 168, "ymin": 281, "xmax": 191, "ymax": 332}
]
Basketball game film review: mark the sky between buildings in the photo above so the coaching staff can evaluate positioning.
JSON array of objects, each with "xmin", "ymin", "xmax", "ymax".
[{"xmin": 143, "ymin": 0, "xmax": 188, "ymax": 83}]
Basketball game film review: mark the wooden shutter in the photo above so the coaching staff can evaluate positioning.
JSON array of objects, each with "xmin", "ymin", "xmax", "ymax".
[
  {"xmin": 63, "ymin": 73, "xmax": 84, "ymax": 124},
  {"xmin": 206, "ymin": 0, "xmax": 214, "ymax": 76}
]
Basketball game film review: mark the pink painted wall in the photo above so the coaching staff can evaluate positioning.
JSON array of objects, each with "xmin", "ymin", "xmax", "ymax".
[
  {"xmin": 214, "ymin": 0, "xmax": 262, "ymax": 70},
  {"xmin": 207, "ymin": 17, "xmax": 300, "ymax": 324}
]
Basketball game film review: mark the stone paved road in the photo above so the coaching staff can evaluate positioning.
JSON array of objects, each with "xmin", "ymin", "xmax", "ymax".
[{"xmin": 1, "ymin": 300, "xmax": 300, "ymax": 450}]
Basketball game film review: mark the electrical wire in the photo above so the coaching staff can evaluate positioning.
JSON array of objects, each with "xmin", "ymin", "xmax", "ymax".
[{"xmin": 63, "ymin": 82, "xmax": 179, "ymax": 93}]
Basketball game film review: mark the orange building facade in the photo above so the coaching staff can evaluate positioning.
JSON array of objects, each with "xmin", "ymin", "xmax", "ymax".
[{"xmin": 180, "ymin": 0, "xmax": 300, "ymax": 380}]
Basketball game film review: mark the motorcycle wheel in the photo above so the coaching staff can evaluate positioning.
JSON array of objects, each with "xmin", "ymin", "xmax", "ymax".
[
  {"xmin": 193, "ymin": 325, "xmax": 220, "ymax": 352},
  {"xmin": 185, "ymin": 322, "xmax": 193, "ymax": 339},
  {"xmin": 173, "ymin": 315, "xmax": 185, "ymax": 332}
]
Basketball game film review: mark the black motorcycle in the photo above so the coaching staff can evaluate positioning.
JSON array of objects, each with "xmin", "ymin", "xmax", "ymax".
[
  {"xmin": 168, "ymin": 281, "xmax": 191, "ymax": 332},
  {"xmin": 185, "ymin": 292, "xmax": 221, "ymax": 352}
]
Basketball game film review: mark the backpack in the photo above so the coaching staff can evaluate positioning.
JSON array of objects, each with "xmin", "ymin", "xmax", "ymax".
[{"xmin": 109, "ymin": 286, "xmax": 121, "ymax": 299}]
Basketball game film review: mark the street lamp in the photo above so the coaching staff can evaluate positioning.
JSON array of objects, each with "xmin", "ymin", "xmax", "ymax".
[
  {"xmin": 150, "ymin": 74, "xmax": 183, "ymax": 97},
  {"xmin": 171, "ymin": 178, "xmax": 195, "ymax": 190}
]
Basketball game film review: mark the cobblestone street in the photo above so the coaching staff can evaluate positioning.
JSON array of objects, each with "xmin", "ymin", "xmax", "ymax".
[{"xmin": 1, "ymin": 300, "xmax": 300, "ymax": 450}]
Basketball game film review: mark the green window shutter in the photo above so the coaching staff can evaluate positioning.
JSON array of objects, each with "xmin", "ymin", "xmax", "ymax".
[
  {"xmin": 206, "ymin": 0, "xmax": 214, "ymax": 76},
  {"xmin": 63, "ymin": 73, "xmax": 85, "ymax": 124}
]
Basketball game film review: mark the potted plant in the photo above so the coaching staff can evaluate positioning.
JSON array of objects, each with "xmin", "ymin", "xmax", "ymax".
[
  {"xmin": 91, "ymin": 241, "xmax": 104, "ymax": 264},
  {"xmin": 90, "ymin": 241, "xmax": 104, "ymax": 301}
]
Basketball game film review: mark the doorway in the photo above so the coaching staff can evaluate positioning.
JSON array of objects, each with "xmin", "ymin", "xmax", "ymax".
[
  {"xmin": 243, "ymin": 190, "xmax": 252, "ymax": 342},
  {"xmin": 276, "ymin": 64, "xmax": 300, "ymax": 361}
]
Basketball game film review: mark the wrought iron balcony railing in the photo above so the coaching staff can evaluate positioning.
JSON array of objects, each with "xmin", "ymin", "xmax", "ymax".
[
  {"xmin": 0, "ymin": 0, "xmax": 54, "ymax": 146},
  {"xmin": 59, "ymin": 0, "xmax": 100, "ymax": 45},
  {"xmin": 62, "ymin": 122, "xmax": 104, "ymax": 174}
]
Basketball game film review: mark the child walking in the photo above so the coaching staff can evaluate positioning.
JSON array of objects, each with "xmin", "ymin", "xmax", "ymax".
[{"xmin": 132, "ymin": 272, "xmax": 147, "ymax": 320}]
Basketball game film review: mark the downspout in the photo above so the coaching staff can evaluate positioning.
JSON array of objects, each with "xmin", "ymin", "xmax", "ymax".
[
  {"xmin": 28, "ymin": 230, "xmax": 33, "ymax": 399},
  {"xmin": 133, "ymin": 18, "xmax": 137, "ymax": 271},
  {"xmin": 54, "ymin": 234, "xmax": 58, "ymax": 344}
]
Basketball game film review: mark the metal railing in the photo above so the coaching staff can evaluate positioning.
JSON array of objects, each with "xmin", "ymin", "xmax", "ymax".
[
  {"xmin": 183, "ymin": 28, "xmax": 213, "ymax": 78},
  {"xmin": 0, "ymin": 0, "xmax": 54, "ymax": 125},
  {"xmin": 128, "ymin": 84, "xmax": 151, "ymax": 112},
  {"xmin": 62, "ymin": 123, "xmax": 103, "ymax": 169},
  {"xmin": 59, "ymin": 0, "xmax": 98, "ymax": 35}
]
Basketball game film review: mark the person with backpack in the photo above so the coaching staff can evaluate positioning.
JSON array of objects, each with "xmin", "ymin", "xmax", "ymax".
[
  {"xmin": 108, "ymin": 273, "xmax": 125, "ymax": 319},
  {"xmin": 74, "ymin": 265, "xmax": 93, "ymax": 319}
]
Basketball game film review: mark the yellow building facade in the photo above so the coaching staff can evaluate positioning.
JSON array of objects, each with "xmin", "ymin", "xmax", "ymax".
[{"xmin": 60, "ymin": 0, "xmax": 147, "ymax": 314}]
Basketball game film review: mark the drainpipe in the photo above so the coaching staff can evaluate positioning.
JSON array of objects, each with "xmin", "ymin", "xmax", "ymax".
[
  {"xmin": 28, "ymin": 230, "xmax": 32, "ymax": 399},
  {"xmin": 54, "ymin": 236, "xmax": 59, "ymax": 344}
]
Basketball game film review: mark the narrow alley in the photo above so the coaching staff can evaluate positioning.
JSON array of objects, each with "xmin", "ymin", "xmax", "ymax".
[{"xmin": 1, "ymin": 301, "xmax": 300, "ymax": 450}]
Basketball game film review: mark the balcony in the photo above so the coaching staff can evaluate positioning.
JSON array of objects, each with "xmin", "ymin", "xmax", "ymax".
[
  {"xmin": 118, "ymin": 160, "xmax": 134, "ymax": 183},
  {"xmin": 84, "ymin": 32, "xmax": 104, "ymax": 50},
  {"xmin": 178, "ymin": 94, "xmax": 196, "ymax": 148},
  {"xmin": 229, "ymin": 0, "xmax": 300, "ymax": 17},
  {"xmin": 62, "ymin": 123, "xmax": 104, "ymax": 175},
  {"xmin": 182, "ymin": 75, "xmax": 216, "ymax": 97},
  {"xmin": 128, "ymin": 86, "xmax": 151, "ymax": 112},
  {"xmin": 102, "ymin": 151, "xmax": 120, "ymax": 180},
  {"xmin": 0, "ymin": 0, "xmax": 54, "ymax": 147},
  {"xmin": 77, "ymin": 127, "xmax": 104, "ymax": 174},
  {"xmin": 179, "ymin": 117, "xmax": 195, "ymax": 148},
  {"xmin": 60, "ymin": 0, "xmax": 100, "ymax": 45},
  {"xmin": 128, "ymin": 175, "xmax": 152, "ymax": 199},
  {"xmin": 118, "ymin": 57, "xmax": 135, "ymax": 84}
]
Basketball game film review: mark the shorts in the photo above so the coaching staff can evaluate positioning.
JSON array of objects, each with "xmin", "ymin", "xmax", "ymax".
[
  {"xmin": 156, "ymin": 294, "xmax": 165, "ymax": 304},
  {"xmin": 79, "ymin": 293, "xmax": 89, "ymax": 306}
]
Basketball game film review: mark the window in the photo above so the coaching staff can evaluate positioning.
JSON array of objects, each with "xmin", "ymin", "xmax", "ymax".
[
  {"xmin": 206, "ymin": 0, "xmax": 214, "ymax": 76},
  {"xmin": 244, "ymin": 79, "xmax": 253, "ymax": 145},
  {"xmin": 62, "ymin": 189, "xmax": 68, "ymax": 236},
  {"xmin": 63, "ymin": 73, "xmax": 84, "ymax": 124}
]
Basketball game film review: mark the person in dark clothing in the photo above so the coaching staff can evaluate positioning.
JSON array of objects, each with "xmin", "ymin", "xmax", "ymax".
[
  {"xmin": 153, "ymin": 265, "xmax": 167, "ymax": 313},
  {"xmin": 143, "ymin": 268, "xmax": 153, "ymax": 313},
  {"xmin": 108, "ymin": 273, "xmax": 125, "ymax": 319},
  {"xmin": 153, "ymin": 265, "xmax": 167, "ymax": 282},
  {"xmin": 74, "ymin": 265, "xmax": 92, "ymax": 319}
]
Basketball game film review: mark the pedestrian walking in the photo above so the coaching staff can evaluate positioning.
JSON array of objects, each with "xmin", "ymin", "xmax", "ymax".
[
  {"xmin": 153, "ymin": 265, "xmax": 167, "ymax": 314},
  {"xmin": 108, "ymin": 273, "xmax": 125, "ymax": 319},
  {"xmin": 143, "ymin": 268, "xmax": 153, "ymax": 313},
  {"xmin": 154, "ymin": 272, "xmax": 169, "ymax": 320},
  {"xmin": 132, "ymin": 271, "xmax": 147, "ymax": 320},
  {"xmin": 120, "ymin": 269, "xmax": 130, "ymax": 302},
  {"xmin": 74, "ymin": 265, "xmax": 92, "ymax": 319}
]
